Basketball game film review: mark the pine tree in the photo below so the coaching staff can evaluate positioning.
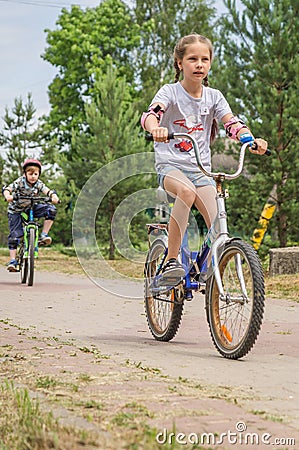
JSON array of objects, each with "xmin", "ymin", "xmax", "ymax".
[
  {"xmin": 0, "ymin": 94, "xmax": 38, "ymax": 181},
  {"xmin": 217, "ymin": 0, "xmax": 299, "ymax": 247},
  {"xmin": 67, "ymin": 65, "xmax": 152, "ymax": 259}
]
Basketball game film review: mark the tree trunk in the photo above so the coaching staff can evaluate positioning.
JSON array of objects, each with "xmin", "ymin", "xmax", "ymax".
[{"xmin": 277, "ymin": 208, "xmax": 288, "ymax": 248}]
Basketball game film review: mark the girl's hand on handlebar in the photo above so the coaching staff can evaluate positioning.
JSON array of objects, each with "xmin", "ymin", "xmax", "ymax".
[
  {"xmin": 150, "ymin": 126, "xmax": 170, "ymax": 143},
  {"xmin": 250, "ymin": 138, "xmax": 268, "ymax": 155}
]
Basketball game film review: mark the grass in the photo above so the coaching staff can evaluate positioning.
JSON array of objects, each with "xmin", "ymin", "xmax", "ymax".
[
  {"xmin": 250, "ymin": 409, "xmax": 285, "ymax": 423},
  {"xmin": 264, "ymin": 273, "xmax": 299, "ymax": 302},
  {"xmin": 0, "ymin": 333, "xmax": 216, "ymax": 450},
  {"xmin": 1, "ymin": 246, "xmax": 298, "ymax": 300},
  {"xmin": 0, "ymin": 247, "xmax": 144, "ymax": 279},
  {"xmin": 0, "ymin": 380, "xmax": 99, "ymax": 450}
]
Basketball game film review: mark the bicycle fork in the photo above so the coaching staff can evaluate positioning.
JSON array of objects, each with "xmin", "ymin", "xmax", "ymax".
[
  {"xmin": 207, "ymin": 193, "xmax": 249, "ymax": 303},
  {"xmin": 210, "ymin": 235, "xmax": 249, "ymax": 303},
  {"xmin": 23, "ymin": 224, "xmax": 39, "ymax": 258}
]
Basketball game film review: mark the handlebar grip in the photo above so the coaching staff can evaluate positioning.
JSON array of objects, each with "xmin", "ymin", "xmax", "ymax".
[
  {"xmin": 251, "ymin": 142, "xmax": 271, "ymax": 156},
  {"xmin": 45, "ymin": 197, "xmax": 62, "ymax": 204},
  {"xmin": 145, "ymin": 133, "xmax": 175, "ymax": 141}
]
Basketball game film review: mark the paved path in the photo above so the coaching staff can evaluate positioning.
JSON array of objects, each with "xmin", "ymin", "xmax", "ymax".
[{"xmin": 0, "ymin": 267, "xmax": 298, "ymax": 445}]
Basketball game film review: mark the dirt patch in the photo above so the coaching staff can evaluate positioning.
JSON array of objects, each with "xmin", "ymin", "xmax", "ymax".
[
  {"xmin": 1, "ymin": 247, "xmax": 298, "ymax": 300},
  {"xmin": 1, "ymin": 321, "xmax": 298, "ymax": 450}
]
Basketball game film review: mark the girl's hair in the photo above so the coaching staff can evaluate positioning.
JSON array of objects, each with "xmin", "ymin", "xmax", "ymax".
[{"xmin": 173, "ymin": 33, "xmax": 218, "ymax": 144}]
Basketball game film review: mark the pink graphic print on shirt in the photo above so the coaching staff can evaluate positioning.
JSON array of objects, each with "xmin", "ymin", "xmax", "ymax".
[{"xmin": 173, "ymin": 118, "xmax": 203, "ymax": 153}]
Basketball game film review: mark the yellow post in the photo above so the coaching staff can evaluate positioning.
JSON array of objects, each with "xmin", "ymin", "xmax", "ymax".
[{"xmin": 251, "ymin": 185, "xmax": 277, "ymax": 251}]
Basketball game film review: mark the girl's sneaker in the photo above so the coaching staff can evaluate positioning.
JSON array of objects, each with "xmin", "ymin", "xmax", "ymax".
[
  {"xmin": 7, "ymin": 259, "xmax": 18, "ymax": 272},
  {"xmin": 156, "ymin": 258, "xmax": 185, "ymax": 287}
]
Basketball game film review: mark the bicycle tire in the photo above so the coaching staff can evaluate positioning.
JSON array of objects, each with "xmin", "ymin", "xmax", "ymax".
[
  {"xmin": 144, "ymin": 237, "xmax": 184, "ymax": 341},
  {"xmin": 19, "ymin": 243, "xmax": 28, "ymax": 284},
  {"xmin": 27, "ymin": 228, "xmax": 35, "ymax": 286},
  {"xmin": 205, "ymin": 239, "xmax": 265, "ymax": 359}
]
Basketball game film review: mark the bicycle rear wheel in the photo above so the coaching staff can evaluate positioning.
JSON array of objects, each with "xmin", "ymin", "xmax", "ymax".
[
  {"xmin": 27, "ymin": 228, "xmax": 36, "ymax": 286},
  {"xmin": 206, "ymin": 239, "xmax": 264, "ymax": 359},
  {"xmin": 144, "ymin": 237, "xmax": 184, "ymax": 341}
]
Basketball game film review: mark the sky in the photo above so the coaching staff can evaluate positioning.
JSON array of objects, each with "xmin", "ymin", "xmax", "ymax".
[
  {"xmin": 0, "ymin": 0, "xmax": 101, "ymax": 120},
  {"xmin": 0, "ymin": 0, "xmax": 227, "ymax": 156}
]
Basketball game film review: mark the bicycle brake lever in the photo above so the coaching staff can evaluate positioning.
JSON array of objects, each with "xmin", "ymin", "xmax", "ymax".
[{"xmin": 251, "ymin": 142, "xmax": 271, "ymax": 156}]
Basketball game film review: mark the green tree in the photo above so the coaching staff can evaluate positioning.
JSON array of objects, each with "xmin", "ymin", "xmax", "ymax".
[
  {"xmin": 217, "ymin": 0, "xmax": 299, "ymax": 247},
  {"xmin": 42, "ymin": 0, "xmax": 218, "ymax": 148},
  {"xmin": 135, "ymin": 0, "xmax": 217, "ymax": 107},
  {"xmin": 65, "ymin": 65, "xmax": 153, "ymax": 258},
  {"xmin": 38, "ymin": 0, "xmax": 227, "ymax": 253},
  {"xmin": 42, "ymin": 0, "xmax": 141, "ymax": 148},
  {"xmin": 0, "ymin": 94, "xmax": 40, "ymax": 181}
]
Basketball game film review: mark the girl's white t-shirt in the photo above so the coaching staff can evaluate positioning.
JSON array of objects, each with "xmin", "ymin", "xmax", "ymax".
[{"xmin": 151, "ymin": 82, "xmax": 232, "ymax": 172}]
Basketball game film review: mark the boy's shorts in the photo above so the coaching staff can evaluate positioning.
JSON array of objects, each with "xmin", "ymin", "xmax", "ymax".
[{"xmin": 8, "ymin": 204, "xmax": 57, "ymax": 249}]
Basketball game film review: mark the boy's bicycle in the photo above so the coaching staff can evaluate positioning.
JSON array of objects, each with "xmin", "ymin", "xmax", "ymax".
[
  {"xmin": 15, "ymin": 195, "xmax": 54, "ymax": 286},
  {"xmin": 144, "ymin": 132, "xmax": 268, "ymax": 359}
]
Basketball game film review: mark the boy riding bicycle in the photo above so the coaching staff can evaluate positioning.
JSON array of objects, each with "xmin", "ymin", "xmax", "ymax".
[{"xmin": 2, "ymin": 159, "xmax": 60, "ymax": 272}]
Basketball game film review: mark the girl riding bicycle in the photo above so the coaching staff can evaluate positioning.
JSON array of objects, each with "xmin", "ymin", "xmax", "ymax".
[
  {"xmin": 141, "ymin": 33, "xmax": 268, "ymax": 287},
  {"xmin": 2, "ymin": 159, "xmax": 60, "ymax": 272}
]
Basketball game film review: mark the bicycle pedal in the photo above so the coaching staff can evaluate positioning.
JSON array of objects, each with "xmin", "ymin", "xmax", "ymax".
[
  {"xmin": 150, "ymin": 284, "xmax": 172, "ymax": 294},
  {"xmin": 156, "ymin": 275, "xmax": 183, "ymax": 287}
]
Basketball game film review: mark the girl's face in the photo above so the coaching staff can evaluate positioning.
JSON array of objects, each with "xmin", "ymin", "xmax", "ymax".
[
  {"xmin": 25, "ymin": 168, "xmax": 40, "ymax": 186},
  {"xmin": 178, "ymin": 42, "xmax": 211, "ymax": 84}
]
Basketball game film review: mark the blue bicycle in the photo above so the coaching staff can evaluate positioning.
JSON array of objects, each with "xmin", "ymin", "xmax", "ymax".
[{"xmin": 144, "ymin": 132, "xmax": 266, "ymax": 359}]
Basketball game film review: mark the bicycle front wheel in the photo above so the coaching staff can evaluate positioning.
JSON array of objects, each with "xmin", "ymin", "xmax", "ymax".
[
  {"xmin": 206, "ymin": 239, "xmax": 265, "ymax": 359},
  {"xmin": 18, "ymin": 243, "xmax": 28, "ymax": 284},
  {"xmin": 27, "ymin": 228, "xmax": 36, "ymax": 286},
  {"xmin": 144, "ymin": 237, "xmax": 184, "ymax": 341}
]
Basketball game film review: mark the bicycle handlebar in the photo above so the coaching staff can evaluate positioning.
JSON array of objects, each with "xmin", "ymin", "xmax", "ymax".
[
  {"xmin": 13, "ymin": 194, "xmax": 61, "ymax": 204},
  {"xmin": 146, "ymin": 132, "xmax": 271, "ymax": 180}
]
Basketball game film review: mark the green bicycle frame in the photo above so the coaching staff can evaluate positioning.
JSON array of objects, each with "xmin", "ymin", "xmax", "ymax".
[{"xmin": 21, "ymin": 211, "xmax": 39, "ymax": 258}]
